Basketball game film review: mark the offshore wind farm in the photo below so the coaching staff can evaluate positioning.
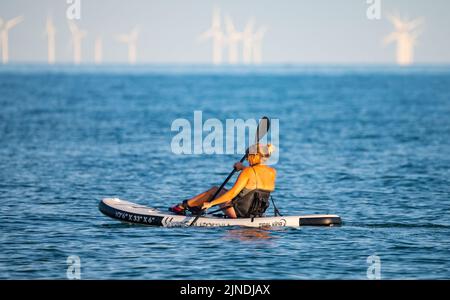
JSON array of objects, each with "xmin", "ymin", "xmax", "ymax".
[
  {"xmin": 0, "ymin": 1, "xmax": 444, "ymax": 66},
  {"xmin": 0, "ymin": 7, "xmax": 270, "ymax": 65}
]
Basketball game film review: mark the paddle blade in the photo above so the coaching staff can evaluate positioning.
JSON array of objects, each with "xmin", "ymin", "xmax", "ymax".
[{"xmin": 255, "ymin": 116, "xmax": 270, "ymax": 143}]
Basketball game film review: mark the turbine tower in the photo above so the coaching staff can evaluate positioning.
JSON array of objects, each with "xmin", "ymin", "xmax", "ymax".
[
  {"xmin": 384, "ymin": 15, "xmax": 424, "ymax": 66},
  {"xmin": 224, "ymin": 14, "xmax": 242, "ymax": 64},
  {"xmin": 242, "ymin": 18, "xmax": 255, "ymax": 65},
  {"xmin": 94, "ymin": 37, "xmax": 102, "ymax": 64},
  {"xmin": 252, "ymin": 26, "xmax": 267, "ymax": 65},
  {"xmin": 68, "ymin": 20, "xmax": 86, "ymax": 65},
  {"xmin": 45, "ymin": 17, "xmax": 56, "ymax": 64},
  {"xmin": 0, "ymin": 15, "xmax": 24, "ymax": 64},
  {"xmin": 116, "ymin": 27, "xmax": 139, "ymax": 65},
  {"xmin": 199, "ymin": 7, "xmax": 224, "ymax": 65}
]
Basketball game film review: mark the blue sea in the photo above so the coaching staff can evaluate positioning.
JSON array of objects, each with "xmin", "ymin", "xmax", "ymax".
[{"xmin": 1, "ymin": 65, "xmax": 449, "ymax": 279}]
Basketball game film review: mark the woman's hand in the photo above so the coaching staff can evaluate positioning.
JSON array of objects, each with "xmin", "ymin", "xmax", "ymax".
[
  {"xmin": 201, "ymin": 202, "xmax": 213, "ymax": 210},
  {"xmin": 233, "ymin": 162, "xmax": 245, "ymax": 171}
]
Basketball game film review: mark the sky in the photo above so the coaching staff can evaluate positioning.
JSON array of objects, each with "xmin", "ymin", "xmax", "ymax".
[{"xmin": 0, "ymin": 0, "xmax": 450, "ymax": 64}]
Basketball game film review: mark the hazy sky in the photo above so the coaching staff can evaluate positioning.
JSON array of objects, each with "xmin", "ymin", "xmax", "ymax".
[{"xmin": 1, "ymin": 0, "xmax": 450, "ymax": 64}]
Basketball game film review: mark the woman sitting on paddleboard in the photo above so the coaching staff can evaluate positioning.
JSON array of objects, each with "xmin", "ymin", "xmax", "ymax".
[{"xmin": 170, "ymin": 144, "xmax": 276, "ymax": 218}]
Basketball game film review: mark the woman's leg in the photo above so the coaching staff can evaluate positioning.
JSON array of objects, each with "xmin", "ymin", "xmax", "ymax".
[
  {"xmin": 186, "ymin": 186, "xmax": 228, "ymax": 207},
  {"xmin": 221, "ymin": 202, "xmax": 238, "ymax": 219}
]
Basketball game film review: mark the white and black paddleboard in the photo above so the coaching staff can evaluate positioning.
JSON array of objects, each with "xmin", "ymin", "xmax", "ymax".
[{"xmin": 99, "ymin": 198, "xmax": 342, "ymax": 228}]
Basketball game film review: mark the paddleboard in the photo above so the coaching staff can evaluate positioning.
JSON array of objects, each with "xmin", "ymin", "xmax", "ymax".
[{"xmin": 99, "ymin": 198, "xmax": 342, "ymax": 228}]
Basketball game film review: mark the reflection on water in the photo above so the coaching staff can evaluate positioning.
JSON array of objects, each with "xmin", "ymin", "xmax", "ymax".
[{"xmin": 224, "ymin": 228, "xmax": 275, "ymax": 241}]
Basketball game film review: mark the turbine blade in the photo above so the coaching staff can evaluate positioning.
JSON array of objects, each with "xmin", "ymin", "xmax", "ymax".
[
  {"xmin": 116, "ymin": 34, "xmax": 130, "ymax": 43},
  {"xmin": 255, "ymin": 26, "xmax": 267, "ymax": 39},
  {"xmin": 244, "ymin": 17, "xmax": 256, "ymax": 35},
  {"xmin": 386, "ymin": 14, "xmax": 403, "ymax": 29},
  {"xmin": 198, "ymin": 29, "xmax": 213, "ymax": 41},
  {"xmin": 212, "ymin": 7, "xmax": 221, "ymax": 28},
  {"xmin": 68, "ymin": 20, "xmax": 78, "ymax": 34},
  {"xmin": 224, "ymin": 14, "xmax": 235, "ymax": 33},
  {"xmin": 5, "ymin": 15, "xmax": 24, "ymax": 30},
  {"xmin": 407, "ymin": 17, "xmax": 425, "ymax": 31},
  {"xmin": 411, "ymin": 29, "xmax": 423, "ymax": 40},
  {"xmin": 383, "ymin": 32, "xmax": 398, "ymax": 45},
  {"xmin": 130, "ymin": 27, "xmax": 139, "ymax": 40}
]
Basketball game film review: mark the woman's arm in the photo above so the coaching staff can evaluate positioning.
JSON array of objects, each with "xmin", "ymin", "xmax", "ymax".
[{"xmin": 208, "ymin": 169, "xmax": 249, "ymax": 207}]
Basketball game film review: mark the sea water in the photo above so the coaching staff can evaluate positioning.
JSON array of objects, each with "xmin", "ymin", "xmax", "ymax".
[{"xmin": 0, "ymin": 65, "xmax": 449, "ymax": 279}]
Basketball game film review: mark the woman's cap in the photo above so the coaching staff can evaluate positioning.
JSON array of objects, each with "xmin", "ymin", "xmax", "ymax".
[{"xmin": 247, "ymin": 143, "xmax": 276, "ymax": 158}]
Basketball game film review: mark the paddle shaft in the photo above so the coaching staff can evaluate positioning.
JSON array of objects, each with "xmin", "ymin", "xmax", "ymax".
[
  {"xmin": 210, "ymin": 155, "xmax": 246, "ymax": 200},
  {"xmin": 189, "ymin": 155, "xmax": 245, "ymax": 226}
]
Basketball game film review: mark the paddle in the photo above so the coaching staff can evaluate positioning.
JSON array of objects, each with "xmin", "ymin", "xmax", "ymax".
[{"xmin": 189, "ymin": 116, "xmax": 271, "ymax": 226}]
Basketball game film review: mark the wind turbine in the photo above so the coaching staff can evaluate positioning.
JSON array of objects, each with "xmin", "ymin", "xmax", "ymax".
[
  {"xmin": 68, "ymin": 20, "xmax": 86, "ymax": 65},
  {"xmin": 116, "ymin": 27, "xmax": 139, "ymax": 64},
  {"xmin": 94, "ymin": 37, "xmax": 102, "ymax": 64},
  {"xmin": 241, "ymin": 18, "xmax": 255, "ymax": 64},
  {"xmin": 224, "ymin": 14, "xmax": 242, "ymax": 64},
  {"xmin": 0, "ymin": 15, "xmax": 24, "ymax": 64},
  {"xmin": 384, "ymin": 15, "xmax": 424, "ymax": 66},
  {"xmin": 198, "ymin": 7, "xmax": 225, "ymax": 65},
  {"xmin": 45, "ymin": 17, "xmax": 56, "ymax": 64},
  {"xmin": 252, "ymin": 26, "xmax": 267, "ymax": 64}
]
